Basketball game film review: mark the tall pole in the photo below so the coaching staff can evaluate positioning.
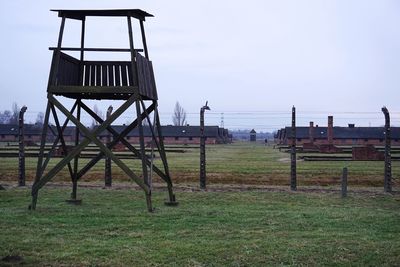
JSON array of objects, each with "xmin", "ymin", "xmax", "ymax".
[
  {"xmin": 18, "ymin": 106, "xmax": 27, "ymax": 186},
  {"xmin": 382, "ymin": 106, "xmax": 392, "ymax": 193},
  {"xmin": 127, "ymin": 16, "xmax": 152, "ymax": 211},
  {"xmin": 290, "ymin": 106, "xmax": 297, "ymax": 191},
  {"xmin": 71, "ymin": 101, "xmax": 81, "ymax": 201},
  {"xmin": 200, "ymin": 101, "xmax": 210, "ymax": 189},
  {"xmin": 105, "ymin": 105, "xmax": 113, "ymax": 187}
]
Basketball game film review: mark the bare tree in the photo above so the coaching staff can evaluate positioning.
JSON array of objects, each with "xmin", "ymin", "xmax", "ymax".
[
  {"xmin": 0, "ymin": 110, "xmax": 12, "ymax": 124},
  {"xmin": 172, "ymin": 101, "xmax": 187, "ymax": 126},
  {"xmin": 10, "ymin": 102, "xmax": 19, "ymax": 124},
  {"xmin": 35, "ymin": 112, "xmax": 44, "ymax": 127},
  {"xmin": 0, "ymin": 103, "xmax": 19, "ymax": 124},
  {"xmin": 91, "ymin": 104, "xmax": 103, "ymax": 127}
]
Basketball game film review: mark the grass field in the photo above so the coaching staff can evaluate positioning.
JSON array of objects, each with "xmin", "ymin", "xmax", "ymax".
[
  {"xmin": 0, "ymin": 142, "xmax": 399, "ymax": 187},
  {"xmin": 1, "ymin": 142, "xmax": 399, "ymax": 266},
  {"xmin": 1, "ymin": 188, "xmax": 400, "ymax": 266}
]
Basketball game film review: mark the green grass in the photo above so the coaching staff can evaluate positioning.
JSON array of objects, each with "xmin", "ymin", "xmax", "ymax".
[
  {"xmin": 1, "ymin": 188, "xmax": 399, "ymax": 266},
  {"xmin": 0, "ymin": 142, "xmax": 399, "ymax": 187}
]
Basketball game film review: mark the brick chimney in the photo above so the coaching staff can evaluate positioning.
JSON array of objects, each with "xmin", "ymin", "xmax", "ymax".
[
  {"xmin": 309, "ymin": 121, "xmax": 314, "ymax": 144},
  {"xmin": 327, "ymin": 116, "xmax": 333, "ymax": 145}
]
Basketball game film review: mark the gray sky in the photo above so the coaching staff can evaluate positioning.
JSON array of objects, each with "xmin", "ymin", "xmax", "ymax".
[{"xmin": 0, "ymin": 0, "xmax": 399, "ymax": 131}]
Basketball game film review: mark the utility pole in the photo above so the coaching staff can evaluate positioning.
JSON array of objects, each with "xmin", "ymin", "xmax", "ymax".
[
  {"xmin": 18, "ymin": 106, "xmax": 27, "ymax": 186},
  {"xmin": 382, "ymin": 106, "xmax": 392, "ymax": 193},
  {"xmin": 290, "ymin": 105, "xmax": 297, "ymax": 191},
  {"xmin": 200, "ymin": 101, "xmax": 210, "ymax": 189},
  {"xmin": 105, "ymin": 105, "xmax": 113, "ymax": 187}
]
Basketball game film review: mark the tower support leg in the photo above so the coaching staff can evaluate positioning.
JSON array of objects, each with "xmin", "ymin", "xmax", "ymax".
[{"xmin": 30, "ymin": 102, "xmax": 51, "ymax": 210}]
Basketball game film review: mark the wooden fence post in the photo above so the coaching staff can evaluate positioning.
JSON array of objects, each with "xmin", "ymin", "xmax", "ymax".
[
  {"xmin": 341, "ymin": 167, "xmax": 348, "ymax": 198},
  {"xmin": 18, "ymin": 106, "xmax": 27, "ymax": 186}
]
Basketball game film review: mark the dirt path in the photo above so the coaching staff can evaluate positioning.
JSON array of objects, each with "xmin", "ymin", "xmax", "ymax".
[{"xmin": 2, "ymin": 181, "xmax": 399, "ymax": 196}]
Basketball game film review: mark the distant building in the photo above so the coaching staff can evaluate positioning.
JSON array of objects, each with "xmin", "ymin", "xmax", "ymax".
[
  {"xmin": 0, "ymin": 124, "xmax": 232, "ymax": 145},
  {"xmin": 275, "ymin": 116, "xmax": 400, "ymax": 146},
  {"xmin": 250, "ymin": 129, "xmax": 256, "ymax": 142}
]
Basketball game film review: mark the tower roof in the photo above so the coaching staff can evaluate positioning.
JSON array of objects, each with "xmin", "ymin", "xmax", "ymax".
[{"xmin": 51, "ymin": 9, "xmax": 153, "ymax": 21}]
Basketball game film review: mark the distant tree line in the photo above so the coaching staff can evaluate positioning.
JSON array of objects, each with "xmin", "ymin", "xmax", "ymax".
[
  {"xmin": 0, "ymin": 101, "xmax": 189, "ymax": 127},
  {"xmin": 0, "ymin": 102, "xmax": 44, "ymax": 126}
]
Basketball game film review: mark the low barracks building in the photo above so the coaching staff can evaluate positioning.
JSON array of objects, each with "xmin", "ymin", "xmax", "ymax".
[
  {"xmin": 0, "ymin": 124, "xmax": 232, "ymax": 145},
  {"xmin": 275, "ymin": 116, "xmax": 400, "ymax": 146}
]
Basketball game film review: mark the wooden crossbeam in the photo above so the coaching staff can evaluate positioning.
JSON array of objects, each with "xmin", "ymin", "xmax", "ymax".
[
  {"xmin": 76, "ymin": 102, "xmax": 154, "ymax": 179},
  {"xmin": 50, "ymin": 103, "xmax": 74, "ymax": 179},
  {"xmin": 79, "ymin": 101, "xmax": 172, "ymax": 185},
  {"xmin": 32, "ymin": 93, "xmax": 146, "ymax": 194},
  {"xmin": 34, "ymin": 103, "xmax": 51, "ymax": 183},
  {"xmin": 49, "ymin": 96, "xmax": 149, "ymax": 193},
  {"xmin": 39, "ymin": 101, "xmax": 78, "ymax": 177}
]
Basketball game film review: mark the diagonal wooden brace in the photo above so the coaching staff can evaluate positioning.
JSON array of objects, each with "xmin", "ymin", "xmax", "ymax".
[
  {"xmin": 32, "ymin": 94, "xmax": 149, "ymax": 194},
  {"xmin": 50, "ymin": 103, "xmax": 74, "ymax": 179},
  {"xmin": 76, "ymin": 102, "xmax": 155, "ymax": 179},
  {"xmin": 79, "ymin": 101, "xmax": 172, "ymax": 185},
  {"xmin": 49, "ymin": 94, "xmax": 149, "ymax": 193},
  {"xmin": 38, "ymin": 101, "xmax": 78, "ymax": 177}
]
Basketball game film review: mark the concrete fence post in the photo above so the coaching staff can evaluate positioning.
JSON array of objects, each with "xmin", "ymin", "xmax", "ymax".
[
  {"xmin": 200, "ymin": 101, "xmax": 210, "ymax": 189},
  {"xmin": 105, "ymin": 105, "xmax": 113, "ymax": 187},
  {"xmin": 290, "ymin": 106, "xmax": 297, "ymax": 191},
  {"xmin": 18, "ymin": 106, "xmax": 27, "ymax": 186},
  {"xmin": 382, "ymin": 106, "xmax": 392, "ymax": 193}
]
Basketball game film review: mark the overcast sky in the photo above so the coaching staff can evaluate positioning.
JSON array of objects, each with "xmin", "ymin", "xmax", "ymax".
[{"xmin": 0, "ymin": 0, "xmax": 399, "ymax": 131}]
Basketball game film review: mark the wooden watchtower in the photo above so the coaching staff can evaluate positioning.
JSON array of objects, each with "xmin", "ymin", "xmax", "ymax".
[{"xmin": 30, "ymin": 9, "xmax": 177, "ymax": 212}]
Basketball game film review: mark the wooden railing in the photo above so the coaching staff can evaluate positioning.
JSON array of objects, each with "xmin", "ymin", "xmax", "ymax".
[
  {"xmin": 82, "ymin": 61, "xmax": 133, "ymax": 87},
  {"xmin": 51, "ymin": 51, "xmax": 157, "ymax": 100}
]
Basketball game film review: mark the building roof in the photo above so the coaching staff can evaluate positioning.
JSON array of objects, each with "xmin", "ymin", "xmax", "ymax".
[
  {"xmin": 0, "ymin": 124, "xmax": 74, "ymax": 136},
  {"xmin": 0, "ymin": 124, "xmax": 229, "ymax": 139},
  {"xmin": 279, "ymin": 126, "xmax": 400, "ymax": 139},
  {"xmin": 99, "ymin": 125, "xmax": 225, "ymax": 138},
  {"xmin": 250, "ymin": 129, "xmax": 256, "ymax": 134},
  {"xmin": 51, "ymin": 9, "xmax": 153, "ymax": 21}
]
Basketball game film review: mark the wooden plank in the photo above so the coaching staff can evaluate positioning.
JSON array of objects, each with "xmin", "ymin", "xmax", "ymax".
[
  {"xmin": 84, "ymin": 60, "xmax": 132, "ymax": 64},
  {"xmin": 90, "ymin": 63, "xmax": 96, "ymax": 86},
  {"xmin": 127, "ymin": 64, "xmax": 133, "ymax": 86},
  {"xmin": 49, "ymin": 47, "xmax": 143, "ymax": 52},
  {"xmin": 84, "ymin": 64, "xmax": 90, "ymax": 86},
  {"xmin": 121, "ymin": 64, "xmax": 128, "ymax": 86},
  {"xmin": 148, "ymin": 62, "xmax": 158, "ymax": 100},
  {"xmin": 102, "ymin": 65, "xmax": 108, "ymax": 86},
  {"xmin": 115, "ymin": 65, "xmax": 121, "ymax": 86},
  {"xmin": 48, "ymin": 85, "xmax": 138, "ymax": 94},
  {"xmin": 108, "ymin": 65, "xmax": 114, "ymax": 86},
  {"xmin": 56, "ymin": 57, "xmax": 65, "ymax": 85},
  {"xmin": 65, "ymin": 59, "xmax": 72, "ymax": 85},
  {"xmin": 96, "ymin": 65, "xmax": 101, "ymax": 86}
]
